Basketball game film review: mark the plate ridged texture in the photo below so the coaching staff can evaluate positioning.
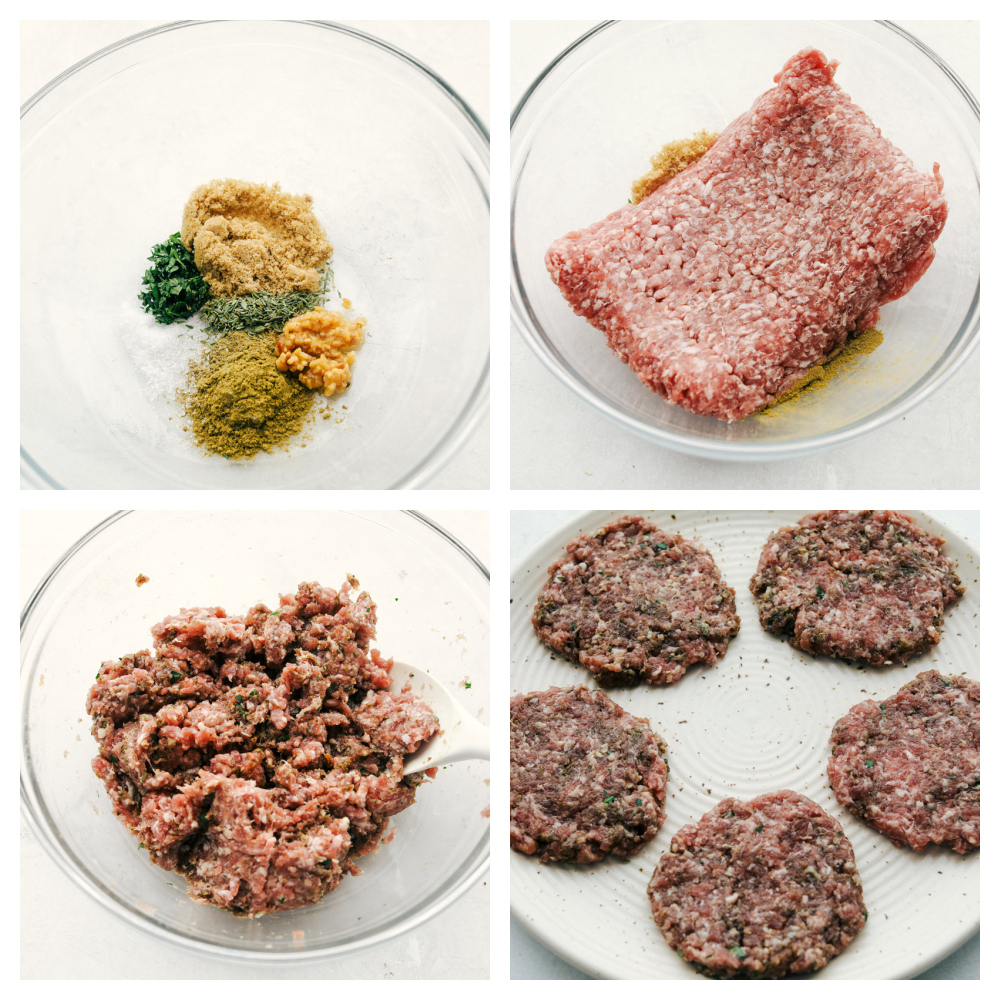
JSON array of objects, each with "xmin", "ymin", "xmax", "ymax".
[{"xmin": 510, "ymin": 510, "xmax": 978, "ymax": 980}]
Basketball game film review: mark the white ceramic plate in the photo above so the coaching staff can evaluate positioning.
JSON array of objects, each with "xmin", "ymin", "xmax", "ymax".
[{"xmin": 509, "ymin": 510, "xmax": 979, "ymax": 979}]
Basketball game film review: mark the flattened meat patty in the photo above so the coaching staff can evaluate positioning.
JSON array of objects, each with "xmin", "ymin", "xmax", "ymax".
[
  {"xmin": 510, "ymin": 685, "xmax": 668, "ymax": 862},
  {"xmin": 750, "ymin": 510, "xmax": 963, "ymax": 665},
  {"xmin": 647, "ymin": 791, "xmax": 865, "ymax": 979},
  {"xmin": 533, "ymin": 515, "xmax": 740, "ymax": 686},
  {"xmin": 828, "ymin": 670, "xmax": 979, "ymax": 854}
]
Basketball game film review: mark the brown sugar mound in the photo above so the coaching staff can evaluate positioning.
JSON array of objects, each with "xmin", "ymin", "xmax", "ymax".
[
  {"xmin": 631, "ymin": 130, "xmax": 718, "ymax": 204},
  {"xmin": 181, "ymin": 179, "xmax": 333, "ymax": 297},
  {"xmin": 276, "ymin": 308, "xmax": 366, "ymax": 396}
]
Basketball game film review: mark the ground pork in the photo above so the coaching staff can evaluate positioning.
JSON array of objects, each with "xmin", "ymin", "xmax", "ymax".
[
  {"xmin": 749, "ymin": 510, "xmax": 963, "ymax": 665},
  {"xmin": 86, "ymin": 579, "xmax": 439, "ymax": 916},
  {"xmin": 545, "ymin": 48, "xmax": 947, "ymax": 421},
  {"xmin": 533, "ymin": 515, "xmax": 739, "ymax": 686},
  {"xmin": 647, "ymin": 790, "xmax": 865, "ymax": 978},
  {"xmin": 510, "ymin": 685, "xmax": 668, "ymax": 862},
  {"xmin": 828, "ymin": 670, "xmax": 979, "ymax": 854}
]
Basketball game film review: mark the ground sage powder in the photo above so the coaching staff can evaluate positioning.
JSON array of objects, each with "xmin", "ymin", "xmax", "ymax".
[{"xmin": 183, "ymin": 329, "xmax": 314, "ymax": 459}]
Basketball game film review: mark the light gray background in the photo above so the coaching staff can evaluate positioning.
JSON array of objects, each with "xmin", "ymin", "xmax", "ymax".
[
  {"xmin": 21, "ymin": 510, "xmax": 489, "ymax": 980},
  {"xmin": 510, "ymin": 509, "xmax": 979, "ymax": 979},
  {"xmin": 21, "ymin": 20, "xmax": 489, "ymax": 490},
  {"xmin": 510, "ymin": 21, "xmax": 979, "ymax": 490}
]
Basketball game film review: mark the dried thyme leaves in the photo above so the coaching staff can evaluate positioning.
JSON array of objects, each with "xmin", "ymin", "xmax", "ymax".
[{"xmin": 200, "ymin": 266, "xmax": 333, "ymax": 335}]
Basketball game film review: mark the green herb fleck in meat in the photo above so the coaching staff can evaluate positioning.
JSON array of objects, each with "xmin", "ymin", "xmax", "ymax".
[
  {"xmin": 169, "ymin": 671, "xmax": 181, "ymax": 680},
  {"xmin": 731, "ymin": 945, "xmax": 747, "ymax": 957},
  {"xmin": 754, "ymin": 825, "xmax": 763, "ymax": 833},
  {"xmin": 603, "ymin": 795, "xmax": 615, "ymax": 804},
  {"xmin": 864, "ymin": 760, "xmax": 875, "ymax": 768}
]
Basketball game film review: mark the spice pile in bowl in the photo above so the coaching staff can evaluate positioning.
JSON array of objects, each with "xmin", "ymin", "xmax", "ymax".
[{"xmin": 139, "ymin": 179, "xmax": 366, "ymax": 459}]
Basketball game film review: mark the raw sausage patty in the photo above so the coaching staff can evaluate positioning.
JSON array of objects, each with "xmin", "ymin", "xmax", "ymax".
[
  {"xmin": 750, "ymin": 510, "xmax": 963, "ymax": 665},
  {"xmin": 533, "ymin": 515, "xmax": 740, "ymax": 686},
  {"xmin": 828, "ymin": 670, "xmax": 979, "ymax": 854},
  {"xmin": 510, "ymin": 685, "xmax": 668, "ymax": 863},
  {"xmin": 647, "ymin": 790, "xmax": 865, "ymax": 978}
]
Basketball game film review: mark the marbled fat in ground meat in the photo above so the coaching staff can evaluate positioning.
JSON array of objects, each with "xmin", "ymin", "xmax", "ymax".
[
  {"xmin": 510, "ymin": 685, "xmax": 668, "ymax": 862},
  {"xmin": 828, "ymin": 670, "xmax": 979, "ymax": 854},
  {"xmin": 647, "ymin": 791, "xmax": 865, "ymax": 979},
  {"xmin": 86, "ymin": 579, "xmax": 439, "ymax": 916},
  {"xmin": 750, "ymin": 510, "xmax": 963, "ymax": 666},
  {"xmin": 532, "ymin": 515, "xmax": 740, "ymax": 686},
  {"xmin": 545, "ymin": 48, "xmax": 947, "ymax": 422}
]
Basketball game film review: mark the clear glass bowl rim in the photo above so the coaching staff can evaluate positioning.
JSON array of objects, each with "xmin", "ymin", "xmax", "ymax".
[
  {"xmin": 510, "ymin": 19, "xmax": 979, "ymax": 461},
  {"xmin": 21, "ymin": 20, "xmax": 490, "ymax": 490},
  {"xmin": 20, "ymin": 510, "xmax": 491, "ymax": 964}
]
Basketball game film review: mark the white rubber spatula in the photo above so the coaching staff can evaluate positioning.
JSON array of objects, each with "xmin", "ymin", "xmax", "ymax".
[{"xmin": 389, "ymin": 662, "xmax": 490, "ymax": 775}]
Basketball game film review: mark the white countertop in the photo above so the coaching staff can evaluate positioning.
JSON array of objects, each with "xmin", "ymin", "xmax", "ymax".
[
  {"xmin": 20, "ymin": 20, "xmax": 489, "ymax": 490},
  {"xmin": 509, "ymin": 509, "xmax": 979, "ymax": 979},
  {"xmin": 20, "ymin": 510, "xmax": 489, "ymax": 980},
  {"xmin": 510, "ymin": 21, "xmax": 979, "ymax": 490}
]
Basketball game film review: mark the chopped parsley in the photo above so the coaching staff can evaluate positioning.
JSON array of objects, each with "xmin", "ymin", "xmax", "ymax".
[
  {"xmin": 816, "ymin": 586, "xmax": 825, "ymax": 598},
  {"xmin": 463, "ymin": 681, "xmax": 472, "ymax": 689},
  {"xmin": 731, "ymin": 945, "xmax": 747, "ymax": 957},
  {"xmin": 864, "ymin": 760, "xmax": 875, "ymax": 768},
  {"xmin": 603, "ymin": 795, "xmax": 615, "ymax": 804},
  {"xmin": 754, "ymin": 825, "xmax": 763, "ymax": 833},
  {"xmin": 138, "ymin": 232, "xmax": 211, "ymax": 324},
  {"xmin": 169, "ymin": 671, "xmax": 181, "ymax": 680}
]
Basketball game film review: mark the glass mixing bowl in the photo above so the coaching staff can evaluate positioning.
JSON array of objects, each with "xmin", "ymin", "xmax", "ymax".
[
  {"xmin": 510, "ymin": 21, "xmax": 978, "ymax": 460},
  {"xmin": 21, "ymin": 21, "xmax": 489, "ymax": 488},
  {"xmin": 21, "ymin": 511, "xmax": 489, "ymax": 962}
]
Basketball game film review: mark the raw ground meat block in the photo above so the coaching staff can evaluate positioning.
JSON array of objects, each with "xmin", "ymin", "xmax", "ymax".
[
  {"xmin": 545, "ymin": 48, "xmax": 948, "ymax": 421},
  {"xmin": 749, "ymin": 510, "xmax": 963, "ymax": 666},
  {"xmin": 647, "ymin": 790, "xmax": 865, "ymax": 979},
  {"xmin": 828, "ymin": 670, "xmax": 979, "ymax": 854},
  {"xmin": 532, "ymin": 515, "xmax": 739, "ymax": 686},
  {"xmin": 510, "ymin": 685, "xmax": 668, "ymax": 862}
]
